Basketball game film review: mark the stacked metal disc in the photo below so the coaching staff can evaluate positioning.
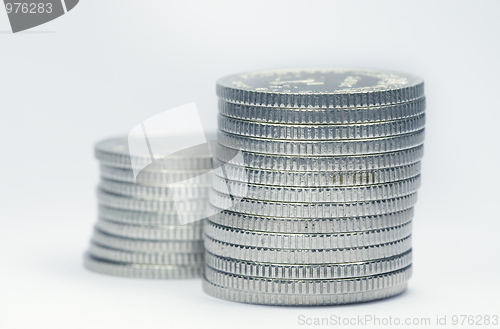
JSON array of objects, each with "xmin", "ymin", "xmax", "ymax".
[
  {"xmin": 203, "ymin": 68, "xmax": 425, "ymax": 305},
  {"xmin": 84, "ymin": 136, "xmax": 212, "ymax": 279}
]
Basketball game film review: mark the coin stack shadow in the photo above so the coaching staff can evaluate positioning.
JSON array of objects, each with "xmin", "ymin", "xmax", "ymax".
[
  {"xmin": 84, "ymin": 137, "xmax": 212, "ymax": 279},
  {"xmin": 203, "ymin": 68, "xmax": 425, "ymax": 305}
]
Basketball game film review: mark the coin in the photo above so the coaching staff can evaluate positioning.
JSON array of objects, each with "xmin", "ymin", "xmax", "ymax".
[
  {"xmin": 97, "ymin": 188, "xmax": 208, "ymax": 212},
  {"xmin": 95, "ymin": 136, "xmax": 213, "ymax": 170},
  {"xmin": 209, "ymin": 190, "xmax": 418, "ymax": 218},
  {"xmin": 218, "ymin": 97, "xmax": 426, "ymax": 124},
  {"xmin": 202, "ymin": 278, "xmax": 408, "ymax": 306},
  {"xmin": 92, "ymin": 229, "xmax": 205, "ymax": 252},
  {"xmin": 205, "ymin": 249, "xmax": 412, "ymax": 279},
  {"xmin": 216, "ymin": 143, "xmax": 424, "ymax": 171},
  {"xmin": 100, "ymin": 165, "xmax": 213, "ymax": 185},
  {"xmin": 99, "ymin": 178, "xmax": 211, "ymax": 199},
  {"xmin": 216, "ymin": 68, "xmax": 424, "ymax": 108},
  {"xmin": 212, "ymin": 174, "xmax": 421, "ymax": 202},
  {"xmin": 204, "ymin": 219, "xmax": 412, "ymax": 249},
  {"xmin": 95, "ymin": 219, "xmax": 203, "ymax": 240},
  {"xmin": 207, "ymin": 206, "xmax": 414, "ymax": 234},
  {"xmin": 88, "ymin": 242, "xmax": 204, "ymax": 265},
  {"xmin": 204, "ymin": 265, "xmax": 412, "ymax": 294},
  {"xmin": 214, "ymin": 160, "xmax": 421, "ymax": 187},
  {"xmin": 218, "ymin": 129, "xmax": 425, "ymax": 156},
  {"xmin": 204, "ymin": 235, "xmax": 412, "ymax": 264},
  {"xmin": 84, "ymin": 253, "xmax": 204, "ymax": 279},
  {"xmin": 98, "ymin": 205, "xmax": 205, "ymax": 226},
  {"xmin": 218, "ymin": 113, "xmax": 425, "ymax": 140}
]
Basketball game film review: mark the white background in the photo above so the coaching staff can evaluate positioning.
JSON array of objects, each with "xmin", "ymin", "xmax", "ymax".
[{"xmin": 1, "ymin": 1, "xmax": 499, "ymax": 328}]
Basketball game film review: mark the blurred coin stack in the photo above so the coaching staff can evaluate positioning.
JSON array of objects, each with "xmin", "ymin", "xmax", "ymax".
[
  {"xmin": 203, "ymin": 68, "xmax": 425, "ymax": 305},
  {"xmin": 85, "ymin": 136, "xmax": 212, "ymax": 279}
]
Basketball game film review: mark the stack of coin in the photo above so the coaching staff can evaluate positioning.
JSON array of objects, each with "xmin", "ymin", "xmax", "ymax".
[
  {"xmin": 203, "ymin": 68, "xmax": 425, "ymax": 305},
  {"xmin": 84, "ymin": 136, "xmax": 212, "ymax": 279}
]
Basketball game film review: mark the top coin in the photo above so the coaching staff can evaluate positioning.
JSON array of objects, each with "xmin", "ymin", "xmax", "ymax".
[
  {"xmin": 95, "ymin": 136, "xmax": 213, "ymax": 170},
  {"xmin": 216, "ymin": 68, "xmax": 424, "ymax": 108}
]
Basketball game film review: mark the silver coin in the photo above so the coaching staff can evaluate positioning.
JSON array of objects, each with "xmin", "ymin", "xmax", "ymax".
[
  {"xmin": 84, "ymin": 253, "xmax": 203, "ymax": 279},
  {"xmin": 98, "ymin": 205, "xmax": 205, "ymax": 226},
  {"xmin": 100, "ymin": 165, "xmax": 213, "ymax": 185},
  {"xmin": 208, "ymin": 206, "xmax": 414, "ymax": 234},
  {"xmin": 204, "ymin": 235, "xmax": 412, "ymax": 264},
  {"xmin": 218, "ymin": 113, "xmax": 425, "ymax": 140},
  {"xmin": 97, "ymin": 188, "xmax": 209, "ymax": 212},
  {"xmin": 204, "ymin": 219, "xmax": 412, "ymax": 249},
  {"xmin": 218, "ymin": 129, "xmax": 425, "ymax": 156},
  {"xmin": 95, "ymin": 136, "xmax": 213, "ymax": 170},
  {"xmin": 95, "ymin": 219, "xmax": 203, "ymax": 241},
  {"xmin": 218, "ymin": 97, "xmax": 425, "ymax": 124},
  {"xmin": 205, "ymin": 249, "xmax": 412, "ymax": 279},
  {"xmin": 214, "ymin": 160, "xmax": 421, "ymax": 187},
  {"xmin": 91, "ymin": 229, "xmax": 205, "ymax": 252},
  {"xmin": 216, "ymin": 143, "xmax": 424, "ymax": 171},
  {"xmin": 202, "ymin": 277, "xmax": 408, "ymax": 305},
  {"xmin": 209, "ymin": 190, "xmax": 417, "ymax": 218},
  {"xmin": 204, "ymin": 265, "xmax": 412, "ymax": 295},
  {"xmin": 99, "ymin": 178, "xmax": 211, "ymax": 200},
  {"xmin": 216, "ymin": 68, "xmax": 424, "ymax": 108},
  {"xmin": 212, "ymin": 174, "xmax": 420, "ymax": 202},
  {"xmin": 88, "ymin": 242, "xmax": 204, "ymax": 265}
]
